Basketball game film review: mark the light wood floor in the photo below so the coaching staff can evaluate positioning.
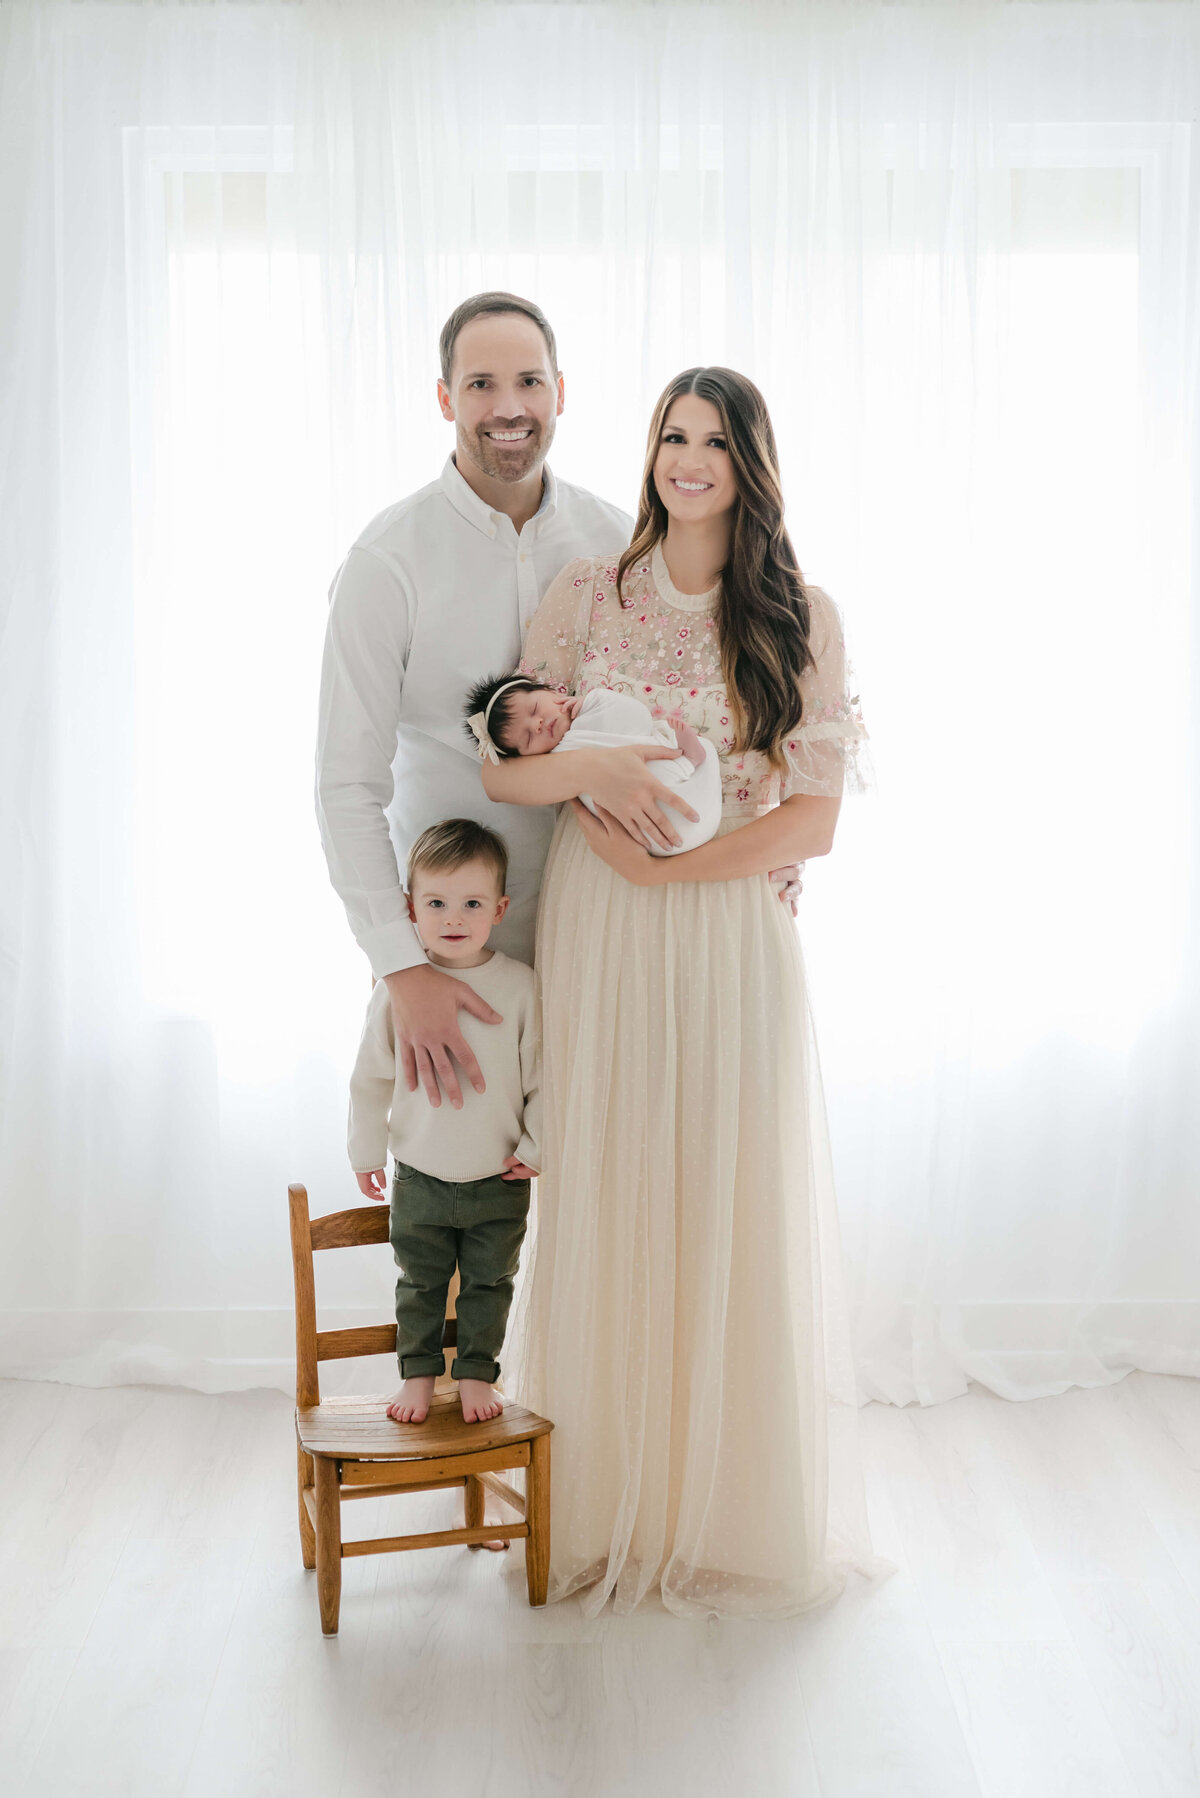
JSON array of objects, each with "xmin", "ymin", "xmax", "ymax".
[{"xmin": 2, "ymin": 1372, "xmax": 1199, "ymax": 1797}]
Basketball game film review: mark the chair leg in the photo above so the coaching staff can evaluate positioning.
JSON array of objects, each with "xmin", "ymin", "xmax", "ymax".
[
  {"xmin": 464, "ymin": 1473, "xmax": 485, "ymax": 1550},
  {"xmin": 525, "ymin": 1433, "xmax": 550, "ymax": 1606},
  {"xmin": 297, "ymin": 1441, "xmax": 316, "ymax": 1570},
  {"xmin": 314, "ymin": 1455, "xmax": 342, "ymax": 1635}
]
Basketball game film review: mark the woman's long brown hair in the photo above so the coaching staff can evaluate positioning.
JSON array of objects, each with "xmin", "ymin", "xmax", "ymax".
[{"xmin": 617, "ymin": 367, "xmax": 813, "ymax": 768}]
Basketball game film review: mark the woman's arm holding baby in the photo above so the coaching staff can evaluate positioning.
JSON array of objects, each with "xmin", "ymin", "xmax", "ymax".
[
  {"xmin": 572, "ymin": 792, "xmax": 841, "ymax": 886},
  {"xmin": 482, "ymin": 743, "xmax": 699, "ymax": 852}
]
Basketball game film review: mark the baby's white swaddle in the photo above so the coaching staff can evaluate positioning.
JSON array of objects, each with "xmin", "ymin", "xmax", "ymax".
[{"xmin": 552, "ymin": 688, "xmax": 722, "ymax": 857}]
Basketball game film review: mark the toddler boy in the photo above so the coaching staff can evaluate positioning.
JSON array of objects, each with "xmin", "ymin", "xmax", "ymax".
[{"xmin": 348, "ymin": 819, "xmax": 539, "ymax": 1426}]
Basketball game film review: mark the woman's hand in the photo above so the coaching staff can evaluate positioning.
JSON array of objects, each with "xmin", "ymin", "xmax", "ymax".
[
  {"xmin": 570, "ymin": 799, "xmax": 665, "ymax": 886},
  {"xmin": 769, "ymin": 862, "xmax": 805, "ymax": 916},
  {"xmin": 585, "ymin": 745, "xmax": 697, "ymax": 852},
  {"xmin": 482, "ymin": 738, "xmax": 688, "ymax": 839}
]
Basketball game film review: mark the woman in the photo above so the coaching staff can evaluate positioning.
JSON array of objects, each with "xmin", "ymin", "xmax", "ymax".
[{"xmin": 484, "ymin": 367, "xmax": 884, "ymax": 1618}]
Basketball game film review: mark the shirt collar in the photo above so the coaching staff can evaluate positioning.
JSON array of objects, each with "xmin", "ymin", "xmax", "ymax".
[{"xmin": 440, "ymin": 454, "xmax": 558, "ymax": 539}]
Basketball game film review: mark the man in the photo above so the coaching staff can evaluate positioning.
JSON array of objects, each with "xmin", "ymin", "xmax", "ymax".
[{"xmin": 319, "ymin": 292, "xmax": 678, "ymax": 1106}]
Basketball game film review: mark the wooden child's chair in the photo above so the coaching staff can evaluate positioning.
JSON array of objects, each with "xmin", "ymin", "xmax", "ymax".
[{"xmin": 288, "ymin": 1182, "xmax": 553, "ymax": 1635}]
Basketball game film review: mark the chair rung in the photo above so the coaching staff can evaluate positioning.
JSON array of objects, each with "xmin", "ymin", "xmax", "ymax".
[
  {"xmin": 342, "ymin": 1521, "xmax": 528, "ymax": 1557},
  {"xmin": 477, "ymin": 1471, "xmax": 526, "ymax": 1516},
  {"xmin": 340, "ymin": 1477, "xmax": 465, "ymax": 1501}
]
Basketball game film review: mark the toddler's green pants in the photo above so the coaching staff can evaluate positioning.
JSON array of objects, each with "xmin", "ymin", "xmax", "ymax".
[{"xmin": 388, "ymin": 1158, "xmax": 531, "ymax": 1384}]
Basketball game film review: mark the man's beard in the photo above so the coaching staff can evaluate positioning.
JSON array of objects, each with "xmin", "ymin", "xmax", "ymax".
[{"xmin": 460, "ymin": 416, "xmax": 553, "ymax": 484}]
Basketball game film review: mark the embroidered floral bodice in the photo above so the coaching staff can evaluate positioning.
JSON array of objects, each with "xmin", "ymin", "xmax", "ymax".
[{"xmin": 520, "ymin": 543, "xmax": 867, "ymax": 817}]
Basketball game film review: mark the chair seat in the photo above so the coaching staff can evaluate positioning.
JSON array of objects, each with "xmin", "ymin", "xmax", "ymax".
[{"xmin": 295, "ymin": 1390, "xmax": 552, "ymax": 1461}]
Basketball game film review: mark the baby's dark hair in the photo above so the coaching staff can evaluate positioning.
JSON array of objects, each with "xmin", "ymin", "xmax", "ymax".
[{"xmin": 463, "ymin": 671, "xmax": 553, "ymax": 759}]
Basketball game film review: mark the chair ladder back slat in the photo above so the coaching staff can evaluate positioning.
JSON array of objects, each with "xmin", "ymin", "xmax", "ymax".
[
  {"xmin": 310, "ymin": 1206, "xmax": 391, "ymax": 1251},
  {"xmin": 316, "ymin": 1324, "xmax": 398, "ymax": 1362},
  {"xmin": 288, "ymin": 1183, "xmax": 321, "ymax": 1408}
]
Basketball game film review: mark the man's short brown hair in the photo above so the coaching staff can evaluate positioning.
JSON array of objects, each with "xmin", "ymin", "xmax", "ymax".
[
  {"xmin": 406, "ymin": 818, "xmax": 508, "ymax": 894},
  {"xmin": 438, "ymin": 292, "xmax": 558, "ymax": 384}
]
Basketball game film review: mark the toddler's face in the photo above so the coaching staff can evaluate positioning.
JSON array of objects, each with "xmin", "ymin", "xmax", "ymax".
[
  {"xmin": 502, "ymin": 689, "xmax": 578, "ymax": 756},
  {"xmin": 406, "ymin": 858, "xmax": 509, "ymax": 968}
]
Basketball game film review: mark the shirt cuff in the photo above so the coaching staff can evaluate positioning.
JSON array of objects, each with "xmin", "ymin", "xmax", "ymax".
[
  {"xmin": 514, "ymin": 1131, "xmax": 540, "ymax": 1174},
  {"xmin": 350, "ymin": 1153, "xmax": 389, "ymax": 1175},
  {"xmin": 359, "ymin": 917, "xmax": 428, "ymax": 980}
]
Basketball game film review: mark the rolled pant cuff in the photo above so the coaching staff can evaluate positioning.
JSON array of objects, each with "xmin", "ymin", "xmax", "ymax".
[
  {"xmin": 399, "ymin": 1354, "xmax": 446, "ymax": 1378},
  {"xmin": 451, "ymin": 1357, "xmax": 500, "ymax": 1383}
]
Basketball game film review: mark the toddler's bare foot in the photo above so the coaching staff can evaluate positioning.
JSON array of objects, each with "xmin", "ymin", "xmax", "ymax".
[
  {"xmin": 386, "ymin": 1376, "xmax": 435, "ymax": 1424},
  {"xmin": 459, "ymin": 1379, "xmax": 504, "ymax": 1423}
]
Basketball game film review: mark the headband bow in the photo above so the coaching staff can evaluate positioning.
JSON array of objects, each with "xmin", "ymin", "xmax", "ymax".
[{"xmin": 468, "ymin": 677, "xmax": 531, "ymax": 766}]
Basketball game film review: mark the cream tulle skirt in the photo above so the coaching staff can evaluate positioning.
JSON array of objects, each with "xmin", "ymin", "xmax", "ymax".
[{"xmin": 508, "ymin": 810, "xmax": 888, "ymax": 1620}]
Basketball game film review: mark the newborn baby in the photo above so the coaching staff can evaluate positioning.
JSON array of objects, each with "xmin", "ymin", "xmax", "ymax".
[{"xmin": 464, "ymin": 673, "xmax": 722, "ymax": 856}]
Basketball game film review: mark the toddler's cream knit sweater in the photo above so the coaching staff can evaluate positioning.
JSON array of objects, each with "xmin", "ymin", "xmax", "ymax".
[{"xmin": 347, "ymin": 952, "xmax": 541, "ymax": 1182}]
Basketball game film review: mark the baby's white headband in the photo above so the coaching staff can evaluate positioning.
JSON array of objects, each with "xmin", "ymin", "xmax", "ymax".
[{"xmin": 467, "ymin": 677, "xmax": 533, "ymax": 766}]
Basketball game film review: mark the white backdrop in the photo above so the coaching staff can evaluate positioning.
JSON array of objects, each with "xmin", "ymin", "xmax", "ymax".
[{"xmin": 1, "ymin": 0, "xmax": 1197, "ymax": 1404}]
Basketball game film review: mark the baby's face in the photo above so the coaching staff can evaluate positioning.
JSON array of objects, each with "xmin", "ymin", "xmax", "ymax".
[{"xmin": 503, "ymin": 688, "xmax": 578, "ymax": 755}]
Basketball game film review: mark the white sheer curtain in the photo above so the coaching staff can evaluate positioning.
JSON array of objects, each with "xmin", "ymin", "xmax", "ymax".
[{"xmin": 1, "ymin": 0, "xmax": 1197, "ymax": 1402}]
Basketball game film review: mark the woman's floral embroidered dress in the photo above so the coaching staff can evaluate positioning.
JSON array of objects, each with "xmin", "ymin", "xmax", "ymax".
[
  {"xmin": 508, "ymin": 546, "xmax": 885, "ymax": 1620},
  {"xmin": 520, "ymin": 545, "xmax": 869, "ymax": 820}
]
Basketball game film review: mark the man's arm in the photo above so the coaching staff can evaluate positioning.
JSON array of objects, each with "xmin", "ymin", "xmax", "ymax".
[
  {"xmin": 316, "ymin": 547, "xmax": 500, "ymax": 1106},
  {"xmin": 316, "ymin": 546, "xmax": 424, "ymax": 978}
]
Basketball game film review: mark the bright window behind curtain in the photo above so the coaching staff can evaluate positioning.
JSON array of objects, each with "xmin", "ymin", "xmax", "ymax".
[{"xmin": 1, "ymin": 0, "xmax": 1197, "ymax": 1400}]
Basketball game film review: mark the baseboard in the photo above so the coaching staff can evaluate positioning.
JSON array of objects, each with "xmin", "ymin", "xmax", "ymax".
[
  {"xmin": 2, "ymin": 1301, "xmax": 1197, "ymax": 1403},
  {"xmin": 853, "ymin": 1300, "xmax": 1200, "ymax": 1405},
  {"xmin": 0, "ymin": 1307, "xmax": 385, "ymax": 1396}
]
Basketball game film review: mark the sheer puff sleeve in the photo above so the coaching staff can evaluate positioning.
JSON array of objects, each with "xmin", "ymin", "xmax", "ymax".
[
  {"xmin": 519, "ymin": 556, "xmax": 603, "ymax": 695},
  {"xmin": 779, "ymin": 585, "xmax": 871, "ymax": 801}
]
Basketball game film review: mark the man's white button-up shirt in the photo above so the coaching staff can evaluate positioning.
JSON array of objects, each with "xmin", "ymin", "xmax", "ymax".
[{"xmin": 317, "ymin": 456, "xmax": 632, "ymax": 976}]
